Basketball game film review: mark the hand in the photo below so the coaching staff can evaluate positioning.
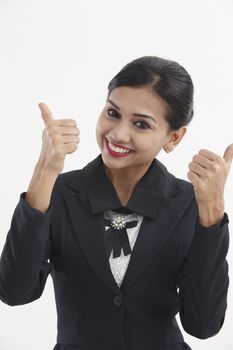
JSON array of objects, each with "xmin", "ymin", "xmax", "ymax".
[
  {"xmin": 187, "ymin": 144, "xmax": 233, "ymax": 226},
  {"xmin": 37, "ymin": 102, "xmax": 80, "ymax": 174}
]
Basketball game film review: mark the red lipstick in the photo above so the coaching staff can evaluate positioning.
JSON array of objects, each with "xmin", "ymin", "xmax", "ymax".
[{"xmin": 105, "ymin": 138, "xmax": 134, "ymax": 158}]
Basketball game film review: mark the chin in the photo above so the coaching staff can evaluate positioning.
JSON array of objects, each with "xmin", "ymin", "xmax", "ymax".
[{"xmin": 101, "ymin": 154, "xmax": 129, "ymax": 169}]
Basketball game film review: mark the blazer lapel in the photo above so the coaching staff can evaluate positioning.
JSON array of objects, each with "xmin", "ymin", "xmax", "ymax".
[
  {"xmin": 62, "ymin": 187, "xmax": 123, "ymax": 295},
  {"xmin": 61, "ymin": 154, "xmax": 194, "ymax": 295},
  {"xmin": 120, "ymin": 193, "xmax": 194, "ymax": 292}
]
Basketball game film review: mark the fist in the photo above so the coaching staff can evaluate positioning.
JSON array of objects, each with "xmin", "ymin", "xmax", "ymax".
[
  {"xmin": 187, "ymin": 144, "xmax": 233, "ymax": 206},
  {"xmin": 38, "ymin": 102, "xmax": 80, "ymax": 174}
]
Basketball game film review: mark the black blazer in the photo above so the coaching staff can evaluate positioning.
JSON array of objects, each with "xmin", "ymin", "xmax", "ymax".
[{"xmin": 0, "ymin": 154, "xmax": 230, "ymax": 350}]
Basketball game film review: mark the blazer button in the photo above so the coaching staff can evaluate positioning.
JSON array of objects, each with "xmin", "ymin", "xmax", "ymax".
[{"xmin": 113, "ymin": 295, "xmax": 122, "ymax": 307}]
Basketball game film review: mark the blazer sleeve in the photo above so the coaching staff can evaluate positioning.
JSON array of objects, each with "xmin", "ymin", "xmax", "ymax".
[
  {"xmin": 177, "ymin": 212, "xmax": 230, "ymax": 339},
  {"xmin": 0, "ymin": 192, "xmax": 53, "ymax": 306}
]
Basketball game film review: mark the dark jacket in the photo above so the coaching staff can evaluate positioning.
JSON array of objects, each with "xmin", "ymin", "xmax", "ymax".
[{"xmin": 0, "ymin": 154, "xmax": 230, "ymax": 350}]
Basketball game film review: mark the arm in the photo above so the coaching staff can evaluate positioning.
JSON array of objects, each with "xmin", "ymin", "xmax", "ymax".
[
  {"xmin": 177, "ymin": 212, "xmax": 229, "ymax": 339},
  {"xmin": 0, "ymin": 102, "xmax": 80, "ymax": 306},
  {"xmin": 0, "ymin": 165, "xmax": 59, "ymax": 306}
]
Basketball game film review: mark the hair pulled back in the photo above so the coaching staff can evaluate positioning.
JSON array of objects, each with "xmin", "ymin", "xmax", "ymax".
[{"xmin": 107, "ymin": 56, "xmax": 194, "ymax": 131}]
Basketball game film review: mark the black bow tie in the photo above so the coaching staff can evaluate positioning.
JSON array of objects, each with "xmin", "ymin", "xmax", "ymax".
[{"xmin": 104, "ymin": 213, "xmax": 138, "ymax": 259}]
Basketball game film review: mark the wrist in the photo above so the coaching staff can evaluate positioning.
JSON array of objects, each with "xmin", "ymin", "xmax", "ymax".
[
  {"xmin": 27, "ymin": 163, "xmax": 59, "ymax": 194},
  {"xmin": 197, "ymin": 201, "xmax": 225, "ymax": 227},
  {"xmin": 35, "ymin": 160, "xmax": 61, "ymax": 177}
]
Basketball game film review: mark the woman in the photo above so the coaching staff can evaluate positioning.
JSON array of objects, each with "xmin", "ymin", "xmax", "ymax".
[{"xmin": 0, "ymin": 56, "xmax": 232, "ymax": 350}]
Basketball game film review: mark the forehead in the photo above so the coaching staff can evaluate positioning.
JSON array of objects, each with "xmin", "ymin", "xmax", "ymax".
[{"xmin": 107, "ymin": 86, "xmax": 167, "ymax": 119}]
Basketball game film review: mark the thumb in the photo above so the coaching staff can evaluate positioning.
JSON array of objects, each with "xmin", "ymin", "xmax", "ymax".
[
  {"xmin": 223, "ymin": 143, "xmax": 233, "ymax": 171},
  {"xmin": 38, "ymin": 102, "xmax": 53, "ymax": 125}
]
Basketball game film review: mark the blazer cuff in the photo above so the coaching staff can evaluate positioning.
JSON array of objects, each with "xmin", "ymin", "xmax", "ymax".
[
  {"xmin": 20, "ymin": 191, "xmax": 53, "ymax": 216},
  {"xmin": 197, "ymin": 212, "xmax": 229, "ymax": 229}
]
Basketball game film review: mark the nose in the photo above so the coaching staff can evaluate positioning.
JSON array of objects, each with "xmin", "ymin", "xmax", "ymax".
[{"xmin": 109, "ymin": 120, "xmax": 131, "ymax": 144}]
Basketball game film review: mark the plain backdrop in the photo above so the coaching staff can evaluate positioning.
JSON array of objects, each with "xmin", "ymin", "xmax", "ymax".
[{"xmin": 0, "ymin": 0, "xmax": 232, "ymax": 349}]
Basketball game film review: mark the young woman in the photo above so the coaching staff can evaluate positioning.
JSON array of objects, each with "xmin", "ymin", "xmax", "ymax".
[{"xmin": 0, "ymin": 56, "xmax": 232, "ymax": 350}]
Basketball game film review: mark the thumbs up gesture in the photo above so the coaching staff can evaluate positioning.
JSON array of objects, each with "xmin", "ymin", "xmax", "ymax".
[
  {"xmin": 187, "ymin": 144, "xmax": 233, "ymax": 225},
  {"xmin": 38, "ymin": 102, "xmax": 80, "ymax": 174}
]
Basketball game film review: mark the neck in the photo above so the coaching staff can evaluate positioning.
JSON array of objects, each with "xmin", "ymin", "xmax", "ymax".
[{"xmin": 103, "ymin": 161, "xmax": 153, "ymax": 197}]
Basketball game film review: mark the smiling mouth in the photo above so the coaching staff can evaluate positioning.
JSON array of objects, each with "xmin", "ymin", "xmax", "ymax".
[{"xmin": 104, "ymin": 137, "xmax": 134, "ymax": 157}]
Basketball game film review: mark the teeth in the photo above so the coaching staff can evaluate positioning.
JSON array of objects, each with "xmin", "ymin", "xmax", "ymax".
[{"xmin": 108, "ymin": 141, "xmax": 130, "ymax": 153}]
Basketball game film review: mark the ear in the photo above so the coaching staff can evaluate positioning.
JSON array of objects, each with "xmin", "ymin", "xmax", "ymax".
[{"xmin": 164, "ymin": 127, "xmax": 187, "ymax": 151}]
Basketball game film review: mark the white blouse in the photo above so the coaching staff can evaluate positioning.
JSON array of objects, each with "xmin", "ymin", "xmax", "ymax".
[{"xmin": 103, "ymin": 210, "xmax": 144, "ymax": 287}]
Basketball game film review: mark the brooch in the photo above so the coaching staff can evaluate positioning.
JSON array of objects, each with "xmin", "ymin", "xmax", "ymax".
[{"xmin": 110, "ymin": 216, "xmax": 127, "ymax": 230}]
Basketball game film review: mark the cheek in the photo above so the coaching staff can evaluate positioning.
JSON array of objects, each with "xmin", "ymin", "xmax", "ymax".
[
  {"xmin": 96, "ymin": 115, "xmax": 110, "ymax": 133},
  {"xmin": 96, "ymin": 119, "xmax": 104, "ymax": 135},
  {"xmin": 136, "ymin": 136, "xmax": 159, "ymax": 151},
  {"xmin": 95, "ymin": 117, "xmax": 110, "ymax": 146}
]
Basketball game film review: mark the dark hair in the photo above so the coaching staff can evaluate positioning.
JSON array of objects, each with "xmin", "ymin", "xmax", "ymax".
[{"xmin": 107, "ymin": 56, "xmax": 194, "ymax": 131}]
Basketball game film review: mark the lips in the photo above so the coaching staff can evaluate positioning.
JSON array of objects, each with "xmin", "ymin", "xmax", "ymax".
[
  {"xmin": 105, "ymin": 137, "xmax": 133, "ymax": 151},
  {"xmin": 104, "ymin": 137, "xmax": 134, "ymax": 157}
]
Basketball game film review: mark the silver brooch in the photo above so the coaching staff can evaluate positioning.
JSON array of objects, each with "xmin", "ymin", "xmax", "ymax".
[{"xmin": 111, "ymin": 216, "xmax": 127, "ymax": 230}]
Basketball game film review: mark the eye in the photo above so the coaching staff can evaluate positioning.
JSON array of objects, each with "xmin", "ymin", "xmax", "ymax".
[
  {"xmin": 134, "ymin": 121, "xmax": 150, "ymax": 129},
  {"xmin": 107, "ymin": 108, "xmax": 150, "ymax": 129},
  {"xmin": 107, "ymin": 108, "xmax": 119, "ymax": 118}
]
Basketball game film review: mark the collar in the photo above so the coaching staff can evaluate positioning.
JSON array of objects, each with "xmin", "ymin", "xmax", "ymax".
[{"xmin": 68, "ymin": 154, "xmax": 182, "ymax": 219}]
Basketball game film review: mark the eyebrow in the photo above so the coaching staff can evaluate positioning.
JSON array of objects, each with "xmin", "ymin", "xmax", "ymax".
[{"xmin": 107, "ymin": 99, "xmax": 158, "ymax": 124}]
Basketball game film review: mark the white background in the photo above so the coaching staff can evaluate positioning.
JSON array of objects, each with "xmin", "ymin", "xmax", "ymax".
[{"xmin": 0, "ymin": 0, "xmax": 232, "ymax": 349}]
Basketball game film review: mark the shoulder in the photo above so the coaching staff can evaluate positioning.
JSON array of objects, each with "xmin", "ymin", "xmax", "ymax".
[
  {"xmin": 55, "ymin": 169, "xmax": 81, "ymax": 187},
  {"xmin": 162, "ymin": 166, "xmax": 198, "ymax": 217},
  {"xmin": 50, "ymin": 169, "xmax": 83, "ymax": 202},
  {"xmin": 156, "ymin": 158, "xmax": 194, "ymax": 198},
  {"xmin": 175, "ymin": 176, "xmax": 194, "ymax": 195},
  {"xmin": 52, "ymin": 154, "xmax": 102, "ymax": 191}
]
